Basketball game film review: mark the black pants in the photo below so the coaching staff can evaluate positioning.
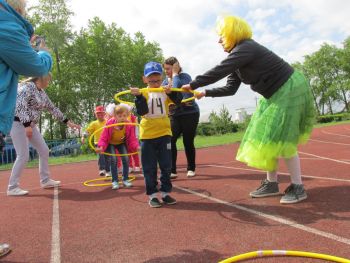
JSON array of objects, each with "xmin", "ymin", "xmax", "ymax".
[{"xmin": 170, "ymin": 112, "xmax": 199, "ymax": 173}]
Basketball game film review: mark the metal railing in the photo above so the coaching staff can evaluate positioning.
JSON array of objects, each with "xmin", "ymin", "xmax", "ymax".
[{"xmin": 0, "ymin": 137, "xmax": 82, "ymax": 165}]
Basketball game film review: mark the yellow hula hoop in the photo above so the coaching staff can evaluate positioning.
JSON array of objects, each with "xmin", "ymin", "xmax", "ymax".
[
  {"xmin": 83, "ymin": 175, "xmax": 136, "ymax": 187},
  {"xmin": 114, "ymin": 87, "xmax": 199, "ymax": 105},
  {"xmin": 88, "ymin": 122, "xmax": 139, "ymax": 157},
  {"xmin": 219, "ymin": 250, "xmax": 350, "ymax": 263}
]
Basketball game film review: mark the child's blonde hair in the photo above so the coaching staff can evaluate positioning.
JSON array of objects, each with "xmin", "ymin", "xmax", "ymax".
[
  {"xmin": 216, "ymin": 15, "xmax": 252, "ymax": 51},
  {"xmin": 114, "ymin": 104, "xmax": 129, "ymax": 115}
]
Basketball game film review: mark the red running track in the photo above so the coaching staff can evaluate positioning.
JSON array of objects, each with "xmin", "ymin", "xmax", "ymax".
[{"xmin": 0, "ymin": 123, "xmax": 349, "ymax": 262}]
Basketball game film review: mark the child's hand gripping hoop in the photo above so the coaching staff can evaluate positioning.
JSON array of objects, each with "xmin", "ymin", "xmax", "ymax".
[
  {"xmin": 114, "ymin": 87, "xmax": 200, "ymax": 105},
  {"xmin": 88, "ymin": 122, "xmax": 139, "ymax": 157}
]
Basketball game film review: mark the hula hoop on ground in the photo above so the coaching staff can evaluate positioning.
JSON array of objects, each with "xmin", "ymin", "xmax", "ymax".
[
  {"xmin": 83, "ymin": 175, "xmax": 136, "ymax": 187},
  {"xmin": 88, "ymin": 123, "xmax": 139, "ymax": 157},
  {"xmin": 114, "ymin": 87, "xmax": 200, "ymax": 105},
  {"xmin": 219, "ymin": 250, "xmax": 350, "ymax": 263}
]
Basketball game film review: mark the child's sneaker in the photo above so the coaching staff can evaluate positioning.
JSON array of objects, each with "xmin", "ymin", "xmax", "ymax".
[
  {"xmin": 129, "ymin": 167, "xmax": 134, "ymax": 173},
  {"xmin": 149, "ymin": 197, "xmax": 162, "ymax": 208},
  {"xmin": 112, "ymin": 181, "xmax": 119, "ymax": 190},
  {"xmin": 134, "ymin": 167, "xmax": 141, "ymax": 172},
  {"xmin": 105, "ymin": 172, "xmax": 112, "ymax": 178},
  {"xmin": 162, "ymin": 195, "xmax": 177, "ymax": 205},
  {"xmin": 170, "ymin": 173, "xmax": 177, "ymax": 179},
  {"xmin": 99, "ymin": 170, "xmax": 106, "ymax": 176},
  {"xmin": 280, "ymin": 184, "xmax": 307, "ymax": 204},
  {"xmin": 122, "ymin": 180, "xmax": 133, "ymax": 188},
  {"xmin": 249, "ymin": 179, "xmax": 279, "ymax": 198}
]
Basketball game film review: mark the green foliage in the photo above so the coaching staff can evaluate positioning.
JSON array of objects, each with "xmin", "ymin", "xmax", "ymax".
[
  {"xmin": 197, "ymin": 105, "xmax": 239, "ymax": 136},
  {"xmin": 294, "ymin": 40, "xmax": 350, "ymax": 116},
  {"xmin": 26, "ymin": 0, "xmax": 163, "ymax": 140},
  {"xmin": 317, "ymin": 113, "xmax": 350, "ymax": 123}
]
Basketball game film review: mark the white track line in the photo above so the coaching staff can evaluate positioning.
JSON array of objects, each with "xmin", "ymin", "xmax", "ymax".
[
  {"xmin": 309, "ymin": 139, "xmax": 350, "ymax": 146},
  {"xmin": 205, "ymin": 164, "xmax": 350, "ymax": 183},
  {"xmin": 175, "ymin": 185, "xmax": 350, "ymax": 246},
  {"xmin": 50, "ymin": 186, "xmax": 61, "ymax": 263},
  {"xmin": 322, "ymin": 130, "xmax": 350, "ymax": 138},
  {"xmin": 299, "ymin": 151, "xmax": 350, "ymax": 165}
]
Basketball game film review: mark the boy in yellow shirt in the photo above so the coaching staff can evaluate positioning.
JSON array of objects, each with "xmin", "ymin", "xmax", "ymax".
[
  {"xmin": 82, "ymin": 106, "xmax": 111, "ymax": 176},
  {"xmin": 130, "ymin": 62, "xmax": 182, "ymax": 208}
]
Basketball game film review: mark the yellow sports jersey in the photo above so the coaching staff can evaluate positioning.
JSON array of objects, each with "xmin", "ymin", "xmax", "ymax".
[
  {"xmin": 139, "ymin": 88, "xmax": 174, "ymax": 140},
  {"xmin": 86, "ymin": 119, "xmax": 106, "ymax": 144},
  {"xmin": 110, "ymin": 125, "xmax": 126, "ymax": 145}
]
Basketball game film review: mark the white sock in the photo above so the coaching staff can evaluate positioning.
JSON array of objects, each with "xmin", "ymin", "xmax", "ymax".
[
  {"xmin": 284, "ymin": 154, "xmax": 302, "ymax": 184},
  {"xmin": 161, "ymin": 192, "xmax": 169, "ymax": 198},
  {"xmin": 149, "ymin": 193, "xmax": 158, "ymax": 200},
  {"xmin": 267, "ymin": 171, "xmax": 278, "ymax": 182}
]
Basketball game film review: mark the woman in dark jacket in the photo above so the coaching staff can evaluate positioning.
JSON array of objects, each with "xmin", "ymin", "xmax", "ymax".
[{"xmin": 182, "ymin": 15, "xmax": 315, "ymax": 204}]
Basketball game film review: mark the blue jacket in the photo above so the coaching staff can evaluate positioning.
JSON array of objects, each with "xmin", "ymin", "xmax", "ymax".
[
  {"xmin": 162, "ymin": 72, "xmax": 200, "ymax": 117},
  {"xmin": 0, "ymin": 0, "xmax": 52, "ymax": 135}
]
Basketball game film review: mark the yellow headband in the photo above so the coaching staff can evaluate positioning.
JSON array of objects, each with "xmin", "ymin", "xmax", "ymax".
[{"xmin": 216, "ymin": 15, "xmax": 253, "ymax": 51}]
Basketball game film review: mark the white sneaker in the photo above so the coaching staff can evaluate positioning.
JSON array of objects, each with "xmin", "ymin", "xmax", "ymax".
[
  {"xmin": 41, "ymin": 179, "xmax": 61, "ymax": 189},
  {"xmin": 134, "ymin": 167, "xmax": 141, "ymax": 172},
  {"xmin": 7, "ymin": 187, "xmax": 29, "ymax": 196},
  {"xmin": 105, "ymin": 172, "xmax": 112, "ymax": 178},
  {"xmin": 129, "ymin": 167, "xmax": 134, "ymax": 173},
  {"xmin": 123, "ymin": 180, "xmax": 133, "ymax": 188},
  {"xmin": 187, "ymin": 170, "xmax": 196, "ymax": 177},
  {"xmin": 99, "ymin": 170, "xmax": 106, "ymax": 176},
  {"xmin": 170, "ymin": 173, "xmax": 177, "ymax": 179},
  {"xmin": 112, "ymin": 181, "xmax": 119, "ymax": 190}
]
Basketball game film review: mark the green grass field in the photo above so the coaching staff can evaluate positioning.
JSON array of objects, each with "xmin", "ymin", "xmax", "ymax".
[{"xmin": 1, "ymin": 120, "xmax": 349, "ymax": 171}]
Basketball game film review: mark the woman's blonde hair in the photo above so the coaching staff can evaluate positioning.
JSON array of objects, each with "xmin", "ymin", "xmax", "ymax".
[
  {"xmin": 216, "ymin": 15, "xmax": 252, "ymax": 51},
  {"xmin": 6, "ymin": 0, "xmax": 26, "ymax": 16}
]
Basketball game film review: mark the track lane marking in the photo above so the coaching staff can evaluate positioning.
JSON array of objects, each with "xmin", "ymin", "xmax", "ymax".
[
  {"xmin": 174, "ymin": 185, "xmax": 350, "ymax": 246},
  {"xmin": 204, "ymin": 164, "xmax": 350, "ymax": 183},
  {"xmin": 50, "ymin": 186, "xmax": 61, "ymax": 263}
]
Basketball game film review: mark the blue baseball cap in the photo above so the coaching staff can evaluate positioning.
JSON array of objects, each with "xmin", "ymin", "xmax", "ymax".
[{"xmin": 144, "ymin": 62, "xmax": 163, "ymax": 77}]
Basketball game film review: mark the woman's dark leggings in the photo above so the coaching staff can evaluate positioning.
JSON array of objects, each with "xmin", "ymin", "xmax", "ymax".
[{"xmin": 170, "ymin": 112, "xmax": 199, "ymax": 174}]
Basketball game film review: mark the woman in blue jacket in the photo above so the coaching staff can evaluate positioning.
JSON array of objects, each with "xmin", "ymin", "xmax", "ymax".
[
  {"xmin": 0, "ymin": 0, "xmax": 52, "ymax": 152},
  {"xmin": 0, "ymin": 0, "xmax": 52, "ymax": 257}
]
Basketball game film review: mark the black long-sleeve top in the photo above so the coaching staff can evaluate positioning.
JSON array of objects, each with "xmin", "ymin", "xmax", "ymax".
[{"xmin": 190, "ymin": 39, "xmax": 294, "ymax": 99}]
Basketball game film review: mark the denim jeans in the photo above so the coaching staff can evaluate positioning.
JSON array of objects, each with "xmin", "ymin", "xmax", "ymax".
[
  {"xmin": 141, "ymin": 135, "xmax": 172, "ymax": 195},
  {"xmin": 106, "ymin": 143, "xmax": 129, "ymax": 182},
  {"xmin": 98, "ymin": 153, "xmax": 111, "ymax": 172}
]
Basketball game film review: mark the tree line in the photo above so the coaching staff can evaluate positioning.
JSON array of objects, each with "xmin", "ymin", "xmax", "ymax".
[
  {"xmin": 29, "ymin": 0, "xmax": 163, "ymax": 140},
  {"xmin": 28, "ymin": 0, "xmax": 349, "ymax": 139}
]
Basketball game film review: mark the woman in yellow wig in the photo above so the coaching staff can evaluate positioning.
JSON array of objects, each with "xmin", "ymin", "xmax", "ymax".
[{"xmin": 182, "ymin": 15, "xmax": 315, "ymax": 204}]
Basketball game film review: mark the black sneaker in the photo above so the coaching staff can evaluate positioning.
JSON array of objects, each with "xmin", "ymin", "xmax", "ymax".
[
  {"xmin": 162, "ymin": 195, "xmax": 177, "ymax": 205},
  {"xmin": 280, "ymin": 184, "xmax": 307, "ymax": 204},
  {"xmin": 149, "ymin": 197, "xmax": 162, "ymax": 208},
  {"xmin": 249, "ymin": 179, "xmax": 280, "ymax": 198},
  {"xmin": 0, "ymin": 132, "xmax": 5, "ymax": 154}
]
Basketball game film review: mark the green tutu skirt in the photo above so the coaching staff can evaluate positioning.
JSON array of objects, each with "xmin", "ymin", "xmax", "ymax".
[{"xmin": 236, "ymin": 71, "xmax": 315, "ymax": 171}]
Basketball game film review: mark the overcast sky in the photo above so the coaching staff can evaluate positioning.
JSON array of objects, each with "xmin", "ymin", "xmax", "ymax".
[{"xmin": 29, "ymin": 0, "xmax": 350, "ymax": 120}]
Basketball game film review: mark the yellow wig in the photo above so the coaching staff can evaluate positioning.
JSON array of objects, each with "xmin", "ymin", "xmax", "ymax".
[{"xmin": 216, "ymin": 15, "xmax": 253, "ymax": 51}]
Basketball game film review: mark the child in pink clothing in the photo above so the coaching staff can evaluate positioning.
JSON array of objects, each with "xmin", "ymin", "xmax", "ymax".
[
  {"xmin": 96, "ymin": 105, "xmax": 139, "ymax": 190},
  {"xmin": 117, "ymin": 104, "xmax": 141, "ymax": 173}
]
